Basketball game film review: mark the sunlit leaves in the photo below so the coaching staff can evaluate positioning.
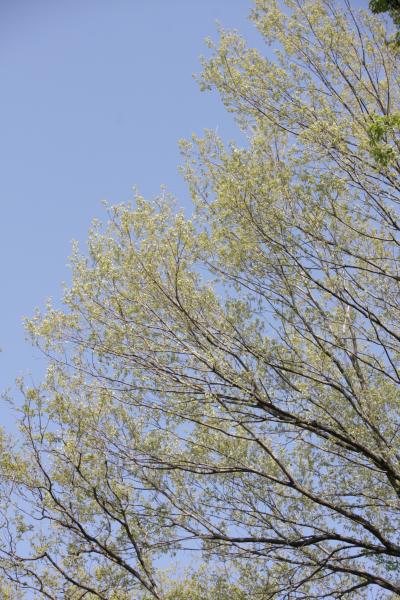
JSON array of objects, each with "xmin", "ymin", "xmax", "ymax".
[{"xmin": 1, "ymin": 1, "xmax": 400, "ymax": 598}]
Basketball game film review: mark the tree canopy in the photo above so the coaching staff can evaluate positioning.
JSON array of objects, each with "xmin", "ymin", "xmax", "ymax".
[
  {"xmin": 2, "ymin": 0, "xmax": 400, "ymax": 598},
  {"xmin": 369, "ymin": 0, "xmax": 400, "ymax": 41}
]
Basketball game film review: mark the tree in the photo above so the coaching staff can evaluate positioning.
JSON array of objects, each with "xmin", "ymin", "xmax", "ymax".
[
  {"xmin": 369, "ymin": 0, "xmax": 400, "ymax": 42},
  {"xmin": 1, "ymin": 0, "xmax": 400, "ymax": 597}
]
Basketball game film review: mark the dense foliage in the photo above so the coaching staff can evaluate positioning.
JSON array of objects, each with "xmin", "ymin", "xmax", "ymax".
[
  {"xmin": 370, "ymin": 0, "xmax": 400, "ymax": 41},
  {"xmin": 1, "ymin": 0, "xmax": 400, "ymax": 597}
]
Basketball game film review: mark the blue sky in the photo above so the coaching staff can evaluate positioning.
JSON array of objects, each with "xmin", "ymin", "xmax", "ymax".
[
  {"xmin": 0, "ymin": 0, "xmax": 371, "ymax": 402},
  {"xmin": 0, "ymin": 1, "xmax": 262, "ymax": 399}
]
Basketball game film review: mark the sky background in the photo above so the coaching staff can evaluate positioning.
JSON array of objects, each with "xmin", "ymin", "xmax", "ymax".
[
  {"xmin": 0, "ymin": 0, "xmax": 262, "ymax": 404},
  {"xmin": 0, "ymin": 0, "xmax": 369, "ymax": 409}
]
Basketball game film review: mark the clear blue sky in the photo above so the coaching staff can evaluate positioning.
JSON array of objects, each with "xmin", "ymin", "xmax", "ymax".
[
  {"xmin": 0, "ymin": 1, "xmax": 261, "ymax": 398},
  {"xmin": 0, "ymin": 0, "xmax": 370, "ymax": 401}
]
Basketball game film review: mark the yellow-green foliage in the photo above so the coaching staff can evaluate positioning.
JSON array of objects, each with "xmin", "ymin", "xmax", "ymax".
[{"xmin": 1, "ymin": 1, "xmax": 400, "ymax": 599}]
